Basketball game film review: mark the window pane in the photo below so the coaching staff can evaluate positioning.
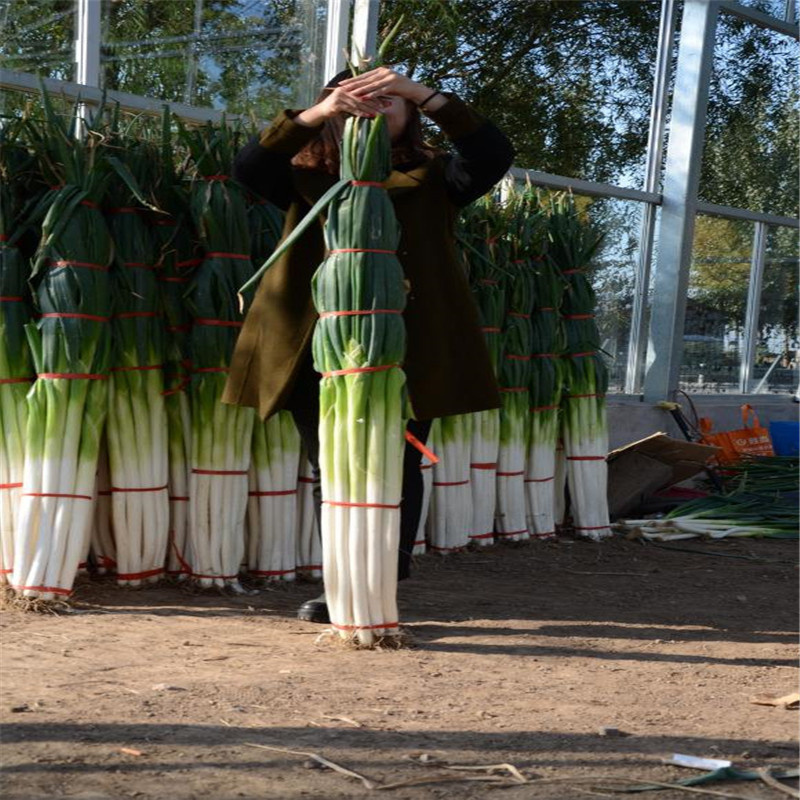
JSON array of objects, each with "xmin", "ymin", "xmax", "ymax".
[
  {"xmin": 734, "ymin": 0, "xmax": 797, "ymax": 21},
  {"xmin": 381, "ymin": 0, "xmax": 662, "ymax": 190},
  {"xmin": 752, "ymin": 225, "xmax": 799, "ymax": 394},
  {"xmin": 0, "ymin": 0, "xmax": 75, "ymax": 80},
  {"xmin": 100, "ymin": 0, "xmax": 326, "ymax": 118},
  {"xmin": 681, "ymin": 215, "xmax": 754, "ymax": 394},
  {"xmin": 700, "ymin": 10, "xmax": 799, "ymax": 218}
]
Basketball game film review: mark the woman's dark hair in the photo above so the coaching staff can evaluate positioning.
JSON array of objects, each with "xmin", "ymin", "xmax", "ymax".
[{"xmin": 291, "ymin": 87, "xmax": 438, "ymax": 174}]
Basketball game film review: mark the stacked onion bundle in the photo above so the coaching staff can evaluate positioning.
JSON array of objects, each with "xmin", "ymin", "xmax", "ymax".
[{"xmin": 549, "ymin": 194, "xmax": 611, "ymax": 540}]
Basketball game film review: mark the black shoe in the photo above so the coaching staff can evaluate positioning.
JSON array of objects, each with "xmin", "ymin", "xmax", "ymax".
[{"xmin": 297, "ymin": 597, "xmax": 330, "ymax": 624}]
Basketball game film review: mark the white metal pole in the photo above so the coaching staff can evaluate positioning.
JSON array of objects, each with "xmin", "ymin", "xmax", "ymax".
[
  {"xmin": 351, "ymin": 0, "xmax": 379, "ymax": 65},
  {"xmin": 74, "ymin": 0, "xmax": 101, "ymax": 134},
  {"xmin": 642, "ymin": 0, "xmax": 719, "ymax": 402},
  {"xmin": 739, "ymin": 222, "xmax": 768, "ymax": 392},
  {"xmin": 324, "ymin": 0, "xmax": 352, "ymax": 83}
]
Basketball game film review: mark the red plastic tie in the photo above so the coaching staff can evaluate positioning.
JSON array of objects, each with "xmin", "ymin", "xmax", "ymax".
[
  {"xmin": 110, "ymin": 484, "xmax": 168, "ymax": 493},
  {"xmin": 524, "ymin": 475, "xmax": 554, "ymax": 483},
  {"xmin": 532, "ymin": 531, "xmax": 556, "ymax": 539},
  {"xmin": 322, "ymin": 364, "xmax": 399, "ymax": 378},
  {"xmin": 480, "ymin": 326, "xmax": 501, "ymax": 333},
  {"xmin": 169, "ymin": 496, "xmax": 190, "ymax": 501},
  {"xmin": 405, "ymin": 430, "xmax": 439, "ymax": 464},
  {"xmin": 49, "ymin": 259, "xmax": 108, "ymax": 271},
  {"xmin": 203, "ymin": 174, "xmax": 230, "ymax": 181},
  {"xmin": 194, "ymin": 318, "xmax": 243, "ymax": 328},
  {"xmin": 564, "ymin": 313, "xmax": 595, "ymax": 320},
  {"xmin": 495, "ymin": 529, "xmax": 528, "ymax": 538},
  {"xmin": 166, "ymin": 324, "xmax": 191, "ymax": 333},
  {"xmin": 323, "ymin": 499, "xmax": 400, "ymax": 510},
  {"xmin": 568, "ymin": 351, "xmax": 597, "ymax": 358},
  {"xmin": 562, "ymin": 268, "xmax": 584, "ymax": 275},
  {"xmin": 0, "ymin": 234, "xmax": 8, "ymax": 241},
  {"xmin": 206, "ymin": 251, "xmax": 250, "ymax": 260},
  {"xmin": 80, "ymin": 199, "xmax": 99, "ymax": 209},
  {"xmin": 0, "ymin": 482, "xmax": 23, "ymax": 489},
  {"xmin": 539, "ymin": 307, "xmax": 556, "ymax": 312},
  {"xmin": 513, "ymin": 259, "xmax": 526, "ymax": 264},
  {"xmin": 429, "ymin": 544, "xmax": 465, "ymax": 553},
  {"xmin": 485, "ymin": 238, "xmax": 497, "ymax": 245},
  {"xmin": 508, "ymin": 312, "xmax": 531, "ymax": 319},
  {"xmin": 190, "ymin": 572, "xmax": 239, "ymax": 580},
  {"xmin": 497, "ymin": 470, "xmax": 524, "ymax": 477},
  {"xmin": 567, "ymin": 455, "xmax": 606, "ymax": 461},
  {"xmin": 248, "ymin": 489, "xmax": 298, "ymax": 497},
  {"xmin": 432, "ymin": 479, "xmax": 469, "ymax": 487},
  {"xmin": 0, "ymin": 296, "xmax": 23, "ymax": 302},
  {"xmin": 0, "ymin": 377, "xmax": 33, "ymax": 385},
  {"xmin": 38, "ymin": 373, "xmax": 107, "ymax": 381},
  {"xmin": 192, "ymin": 468, "xmax": 248, "ymax": 476},
  {"xmin": 250, "ymin": 568, "xmax": 296, "ymax": 577},
  {"xmin": 470, "ymin": 462, "xmax": 497, "ymax": 470},
  {"xmin": 193, "ymin": 366, "xmax": 229, "ymax": 374},
  {"xmin": 297, "ymin": 563, "xmax": 323, "ymax": 571},
  {"xmin": 170, "ymin": 541, "xmax": 192, "ymax": 575},
  {"xmin": 506, "ymin": 354, "xmax": 531, "ymax": 361},
  {"xmin": 117, "ymin": 567, "xmax": 165, "ymax": 580},
  {"xmin": 176, "ymin": 258, "xmax": 203, "ymax": 269},
  {"xmin": 575, "ymin": 524, "xmax": 611, "ymax": 531},
  {"xmin": 567, "ymin": 392, "xmax": 604, "ymax": 399},
  {"xmin": 531, "ymin": 404, "xmax": 559, "ymax": 412},
  {"xmin": 331, "ymin": 621, "xmax": 400, "ymax": 631},
  {"xmin": 159, "ymin": 276, "xmax": 189, "ymax": 283},
  {"xmin": 298, "ymin": 477, "xmax": 316, "ymax": 484},
  {"xmin": 350, "ymin": 180, "xmax": 384, "ymax": 188},
  {"xmin": 329, "ymin": 248, "xmax": 396, "ymax": 255},
  {"xmin": 318, "ymin": 309, "xmax": 402, "ymax": 318},
  {"xmin": 108, "ymin": 207, "xmax": 139, "ymax": 214},
  {"xmin": 111, "ymin": 364, "xmax": 163, "ymax": 372},
  {"xmin": 22, "ymin": 491, "xmax": 93, "ymax": 500},
  {"xmin": 531, "ymin": 353, "xmax": 558, "ymax": 359},
  {"xmin": 12, "ymin": 584, "xmax": 72, "ymax": 596},
  {"xmin": 469, "ymin": 532, "xmax": 495, "ymax": 540},
  {"xmin": 154, "ymin": 218, "xmax": 177, "ymax": 227}
]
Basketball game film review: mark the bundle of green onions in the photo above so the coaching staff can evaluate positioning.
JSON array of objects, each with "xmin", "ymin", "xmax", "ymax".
[
  {"xmin": 183, "ymin": 121, "xmax": 255, "ymax": 590},
  {"xmin": 0, "ymin": 123, "xmax": 34, "ymax": 585},
  {"xmin": 616, "ymin": 456, "xmax": 799, "ymax": 541},
  {"xmin": 12, "ymin": 94, "xmax": 113, "ymax": 600},
  {"xmin": 426, "ymin": 413, "xmax": 474, "ymax": 553},
  {"xmin": 244, "ymin": 194, "xmax": 302, "ymax": 582},
  {"xmin": 295, "ymin": 451, "xmax": 322, "ymax": 579},
  {"xmin": 524, "ymin": 194, "xmax": 563, "ymax": 540},
  {"xmin": 549, "ymin": 193, "xmax": 611, "ymax": 540},
  {"xmin": 461, "ymin": 198, "xmax": 505, "ymax": 546},
  {"xmin": 153, "ymin": 111, "xmax": 200, "ymax": 580},
  {"xmin": 495, "ymin": 220, "xmax": 534, "ymax": 542},
  {"xmin": 105, "ymin": 133, "xmax": 169, "ymax": 587}
]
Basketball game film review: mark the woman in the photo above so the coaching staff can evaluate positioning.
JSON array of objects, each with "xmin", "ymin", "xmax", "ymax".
[{"xmin": 223, "ymin": 67, "xmax": 514, "ymax": 622}]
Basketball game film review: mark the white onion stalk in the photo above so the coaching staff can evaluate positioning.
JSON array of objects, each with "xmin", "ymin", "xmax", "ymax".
[
  {"xmin": 90, "ymin": 442, "xmax": 116, "ymax": 573},
  {"xmin": 525, "ymin": 403, "xmax": 560, "ymax": 540},
  {"xmin": 427, "ymin": 414, "xmax": 473, "ymax": 553},
  {"xmin": 414, "ymin": 453, "xmax": 433, "ymax": 555},
  {"xmin": 553, "ymin": 438, "xmax": 567, "ymax": 529},
  {"xmin": 295, "ymin": 450, "xmax": 322, "ymax": 579},
  {"xmin": 247, "ymin": 410, "xmax": 301, "ymax": 582},
  {"xmin": 469, "ymin": 408, "xmax": 500, "ymax": 546}
]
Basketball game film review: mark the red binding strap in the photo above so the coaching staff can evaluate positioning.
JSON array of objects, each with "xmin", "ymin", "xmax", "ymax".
[
  {"xmin": 193, "ymin": 366, "xmax": 229, "ymax": 374},
  {"xmin": 429, "ymin": 544, "xmax": 465, "ymax": 553},
  {"xmin": 42, "ymin": 312, "xmax": 109, "ymax": 322},
  {"xmin": 539, "ymin": 307, "xmax": 556, "ymax": 312},
  {"xmin": 497, "ymin": 470, "xmax": 524, "ymax": 477},
  {"xmin": 114, "ymin": 312, "xmax": 160, "ymax": 319},
  {"xmin": 568, "ymin": 351, "xmax": 597, "ymax": 358},
  {"xmin": 49, "ymin": 259, "xmax": 108, "ymax": 271},
  {"xmin": 0, "ymin": 482, "xmax": 23, "ymax": 489},
  {"xmin": 531, "ymin": 353, "xmax": 558, "ymax": 359},
  {"xmin": 331, "ymin": 621, "xmax": 399, "ymax": 631},
  {"xmin": 508, "ymin": 312, "xmax": 531, "ymax": 319},
  {"xmin": 470, "ymin": 462, "xmax": 497, "ymax": 470},
  {"xmin": 0, "ymin": 296, "xmax": 22, "ymax": 302},
  {"xmin": 432, "ymin": 479, "xmax": 469, "ymax": 487},
  {"xmin": 190, "ymin": 572, "xmax": 239, "ymax": 580},
  {"xmin": 203, "ymin": 174, "xmax": 229, "ymax": 181},
  {"xmin": 405, "ymin": 430, "xmax": 439, "ymax": 463},
  {"xmin": 567, "ymin": 455, "xmax": 606, "ymax": 461},
  {"xmin": 192, "ymin": 468, "xmax": 248, "ymax": 475},
  {"xmin": 22, "ymin": 491, "xmax": 93, "ymax": 500},
  {"xmin": 318, "ymin": 309, "xmax": 402, "ymax": 318},
  {"xmin": 322, "ymin": 364, "xmax": 399, "ymax": 378},
  {"xmin": 350, "ymin": 180, "xmax": 384, "ymax": 187},
  {"xmin": 12, "ymin": 584, "xmax": 72, "ymax": 596},
  {"xmin": 0, "ymin": 377, "xmax": 34, "ymax": 385},
  {"xmin": 298, "ymin": 477, "xmax": 316, "ymax": 484},
  {"xmin": 250, "ymin": 568, "xmax": 296, "ymax": 577},
  {"xmin": 495, "ymin": 529, "xmax": 528, "ymax": 538},
  {"xmin": 323, "ymin": 499, "xmax": 400, "ymax": 509},
  {"xmin": 159, "ymin": 276, "xmax": 189, "ymax": 283},
  {"xmin": 169, "ymin": 496, "xmax": 189, "ymax": 501},
  {"xmin": 80, "ymin": 199, "xmax": 99, "ymax": 209},
  {"xmin": 564, "ymin": 313, "xmax": 595, "ymax": 320},
  {"xmin": 480, "ymin": 326, "xmax": 501, "ymax": 333},
  {"xmin": 111, "ymin": 364, "xmax": 163, "ymax": 372},
  {"xmin": 562, "ymin": 268, "xmax": 584, "ymax": 275},
  {"xmin": 110, "ymin": 484, "xmax": 168, "ymax": 493},
  {"xmin": 567, "ymin": 393, "xmax": 605, "ymax": 399},
  {"xmin": 469, "ymin": 532, "xmax": 495, "ymax": 540},
  {"xmin": 108, "ymin": 207, "xmax": 139, "ymax": 214},
  {"xmin": 176, "ymin": 258, "xmax": 203, "ymax": 269},
  {"xmin": 206, "ymin": 251, "xmax": 250, "ymax": 260},
  {"xmin": 0, "ymin": 234, "xmax": 9, "ymax": 241},
  {"xmin": 117, "ymin": 567, "xmax": 164, "ymax": 581},
  {"xmin": 506, "ymin": 354, "xmax": 531, "ymax": 361},
  {"xmin": 248, "ymin": 489, "xmax": 298, "ymax": 497},
  {"xmin": 575, "ymin": 524, "xmax": 611, "ymax": 531},
  {"xmin": 531, "ymin": 404, "xmax": 559, "ymax": 412},
  {"xmin": 525, "ymin": 475, "xmax": 554, "ymax": 483}
]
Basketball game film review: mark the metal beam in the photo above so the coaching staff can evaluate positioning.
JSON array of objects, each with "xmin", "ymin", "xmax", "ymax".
[
  {"xmin": 507, "ymin": 167, "xmax": 661, "ymax": 205},
  {"xmin": 351, "ymin": 0, "xmax": 379, "ymax": 64},
  {"xmin": 324, "ymin": 0, "xmax": 351, "ymax": 83},
  {"xmin": 696, "ymin": 200, "xmax": 799, "ymax": 229},
  {"xmin": 719, "ymin": 0, "xmax": 799, "ymax": 37},
  {"xmin": 626, "ymin": 0, "xmax": 678, "ymax": 394},
  {"xmin": 739, "ymin": 222, "xmax": 768, "ymax": 392},
  {"xmin": 643, "ymin": 0, "xmax": 719, "ymax": 402},
  {"xmin": 74, "ymin": 0, "xmax": 101, "ymax": 87},
  {"xmin": 0, "ymin": 68, "xmax": 241, "ymax": 124}
]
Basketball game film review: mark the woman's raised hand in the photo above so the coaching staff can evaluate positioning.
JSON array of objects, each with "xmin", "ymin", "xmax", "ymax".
[
  {"xmin": 337, "ymin": 67, "xmax": 434, "ymax": 106},
  {"xmin": 295, "ymin": 86, "xmax": 388, "ymax": 127}
]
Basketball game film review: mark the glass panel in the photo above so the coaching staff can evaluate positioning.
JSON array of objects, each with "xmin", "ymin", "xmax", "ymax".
[
  {"xmin": 584, "ymin": 197, "xmax": 647, "ymax": 393},
  {"xmin": 381, "ymin": 0, "xmax": 662, "ymax": 190},
  {"xmin": 0, "ymin": 0, "xmax": 75, "ymax": 81},
  {"xmin": 734, "ymin": 0, "xmax": 797, "ymax": 21},
  {"xmin": 100, "ymin": 0, "xmax": 327, "ymax": 118},
  {"xmin": 751, "ymin": 225, "xmax": 799, "ymax": 394},
  {"xmin": 681, "ymin": 215, "xmax": 754, "ymax": 394},
  {"xmin": 699, "ymin": 10, "xmax": 799, "ymax": 218}
]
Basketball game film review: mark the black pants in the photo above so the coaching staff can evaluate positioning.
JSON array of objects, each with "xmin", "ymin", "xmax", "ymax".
[{"xmin": 286, "ymin": 355, "xmax": 430, "ymax": 581}]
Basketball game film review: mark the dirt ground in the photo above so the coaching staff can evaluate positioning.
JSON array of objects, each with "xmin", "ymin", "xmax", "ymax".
[{"xmin": 1, "ymin": 535, "xmax": 797, "ymax": 800}]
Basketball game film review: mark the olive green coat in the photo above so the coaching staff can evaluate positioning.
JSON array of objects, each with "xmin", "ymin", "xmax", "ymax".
[{"xmin": 222, "ymin": 96, "xmax": 507, "ymax": 421}]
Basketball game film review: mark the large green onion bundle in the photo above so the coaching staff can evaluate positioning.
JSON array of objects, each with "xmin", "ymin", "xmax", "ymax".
[
  {"xmin": 105, "ymin": 136, "xmax": 169, "ymax": 587},
  {"xmin": 244, "ymin": 195, "xmax": 301, "ymax": 582},
  {"xmin": 549, "ymin": 194, "xmax": 611, "ymax": 540},
  {"xmin": 311, "ymin": 110, "xmax": 407, "ymax": 645},
  {"xmin": 12, "ymin": 96, "xmax": 113, "ymax": 600},
  {"xmin": 0, "ymin": 126, "xmax": 34, "ymax": 584},
  {"xmin": 426, "ymin": 413, "xmax": 473, "ymax": 553},
  {"xmin": 461, "ymin": 198, "xmax": 505, "ymax": 546},
  {"xmin": 183, "ymin": 121, "xmax": 255, "ymax": 589},
  {"xmin": 295, "ymin": 451, "xmax": 322, "ymax": 579},
  {"xmin": 495, "ymin": 227, "xmax": 534, "ymax": 542},
  {"xmin": 153, "ymin": 112, "xmax": 200, "ymax": 579}
]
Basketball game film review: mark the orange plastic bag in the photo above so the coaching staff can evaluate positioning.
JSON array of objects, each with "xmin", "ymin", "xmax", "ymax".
[{"xmin": 699, "ymin": 404, "xmax": 774, "ymax": 465}]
